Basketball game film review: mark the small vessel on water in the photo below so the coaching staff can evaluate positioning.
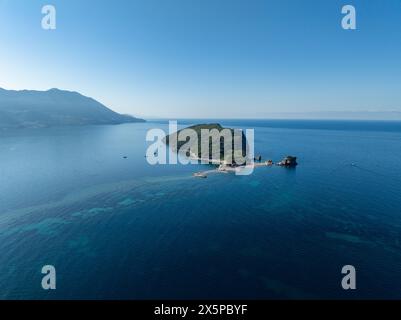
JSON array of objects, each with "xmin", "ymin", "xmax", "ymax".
[{"xmin": 193, "ymin": 172, "xmax": 207, "ymax": 178}]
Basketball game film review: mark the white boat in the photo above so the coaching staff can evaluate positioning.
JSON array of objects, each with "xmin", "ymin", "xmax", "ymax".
[{"xmin": 193, "ymin": 172, "xmax": 207, "ymax": 178}]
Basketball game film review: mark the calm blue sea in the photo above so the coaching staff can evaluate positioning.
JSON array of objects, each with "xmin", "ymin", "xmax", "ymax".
[{"xmin": 1, "ymin": 120, "xmax": 401, "ymax": 299}]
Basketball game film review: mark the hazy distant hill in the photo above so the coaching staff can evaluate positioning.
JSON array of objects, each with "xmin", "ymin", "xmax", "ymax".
[
  {"xmin": 0, "ymin": 88, "xmax": 145, "ymax": 129},
  {"xmin": 251, "ymin": 111, "xmax": 401, "ymax": 120}
]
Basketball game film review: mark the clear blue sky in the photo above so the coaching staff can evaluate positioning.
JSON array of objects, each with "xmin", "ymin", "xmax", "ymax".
[{"xmin": 1, "ymin": 0, "xmax": 401, "ymax": 118}]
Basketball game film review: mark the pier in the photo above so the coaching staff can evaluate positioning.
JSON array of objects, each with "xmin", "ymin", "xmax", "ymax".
[{"xmin": 193, "ymin": 160, "xmax": 274, "ymax": 178}]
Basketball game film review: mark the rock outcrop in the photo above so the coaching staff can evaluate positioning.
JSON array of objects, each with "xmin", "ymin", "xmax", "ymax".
[{"xmin": 278, "ymin": 156, "xmax": 298, "ymax": 167}]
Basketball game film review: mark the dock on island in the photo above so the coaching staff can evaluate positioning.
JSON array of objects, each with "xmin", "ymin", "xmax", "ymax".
[{"xmin": 190, "ymin": 156, "xmax": 296, "ymax": 178}]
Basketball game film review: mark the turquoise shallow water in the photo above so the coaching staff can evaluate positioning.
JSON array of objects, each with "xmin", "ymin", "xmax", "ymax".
[{"xmin": 1, "ymin": 120, "xmax": 401, "ymax": 299}]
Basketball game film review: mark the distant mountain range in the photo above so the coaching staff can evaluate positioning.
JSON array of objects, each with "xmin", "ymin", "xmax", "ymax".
[
  {"xmin": 0, "ymin": 88, "xmax": 145, "ymax": 129},
  {"xmin": 250, "ymin": 111, "xmax": 401, "ymax": 121}
]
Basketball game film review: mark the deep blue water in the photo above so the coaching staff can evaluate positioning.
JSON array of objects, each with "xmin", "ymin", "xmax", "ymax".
[{"xmin": 1, "ymin": 120, "xmax": 401, "ymax": 299}]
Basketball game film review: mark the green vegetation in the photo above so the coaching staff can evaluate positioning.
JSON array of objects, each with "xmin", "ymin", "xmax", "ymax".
[{"xmin": 164, "ymin": 123, "xmax": 248, "ymax": 165}]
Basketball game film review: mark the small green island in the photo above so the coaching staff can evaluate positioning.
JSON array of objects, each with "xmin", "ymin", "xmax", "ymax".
[
  {"xmin": 164, "ymin": 123, "xmax": 248, "ymax": 165},
  {"xmin": 164, "ymin": 123, "xmax": 298, "ymax": 178}
]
